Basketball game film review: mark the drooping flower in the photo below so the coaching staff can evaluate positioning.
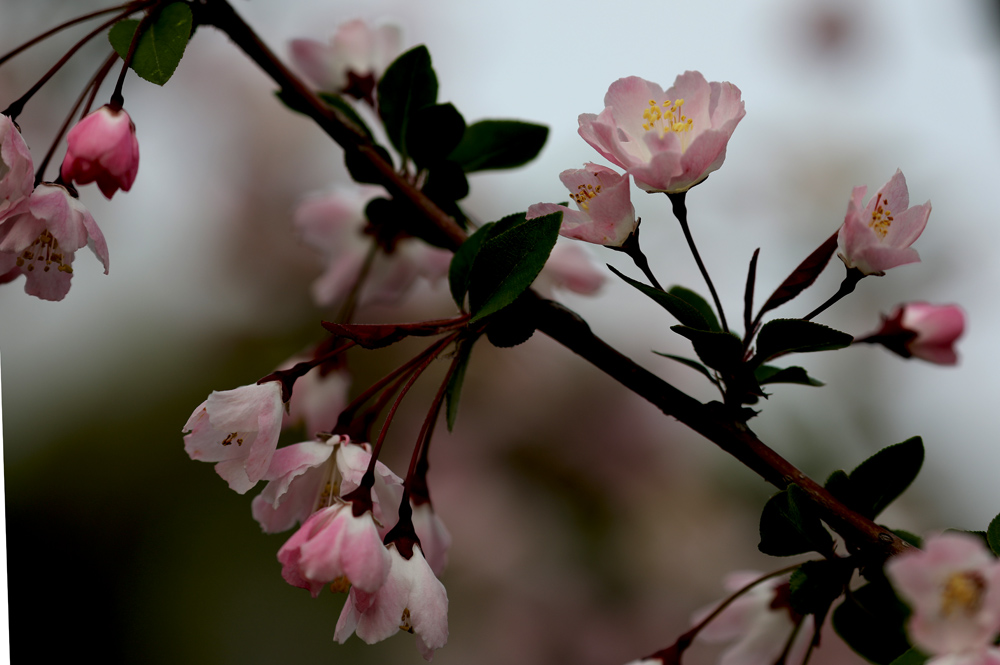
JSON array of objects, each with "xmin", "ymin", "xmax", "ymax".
[
  {"xmin": 182, "ymin": 381, "xmax": 284, "ymax": 494},
  {"xmin": 886, "ymin": 532, "xmax": 1000, "ymax": 665},
  {"xmin": 411, "ymin": 501, "xmax": 451, "ymax": 577},
  {"xmin": 0, "ymin": 114, "xmax": 34, "ymax": 219},
  {"xmin": 527, "ymin": 163, "xmax": 636, "ymax": 246},
  {"xmin": 294, "ymin": 186, "xmax": 451, "ymax": 308},
  {"xmin": 335, "ymin": 543, "xmax": 449, "ymax": 661},
  {"xmin": 578, "ymin": 72, "xmax": 745, "ymax": 193},
  {"xmin": 531, "ymin": 242, "xmax": 605, "ymax": 296},
  {"xmin": 0, "ymin": 183, "xmax": 109, "ymax": 301},
  {"xmin": 290, "ymin": 20, "xmax": 402, "ymax": 103},
  {"xmin": 836, "ymin": 169, "xmax": 931, "ymax": 275},
  {"xmin": 280, "ymin": 360, "xmax": 351, "ymax": 436},
  {"xmin": 60, "ymin": 105, "xmax": 139, "ymax": 199},
  {"xmin": 693, "ymin": 571, "xmax": 812, "ymax": 665},
  {"xmin": 858, "ymin": 302, "xmax": 965, "ymax": 365}
]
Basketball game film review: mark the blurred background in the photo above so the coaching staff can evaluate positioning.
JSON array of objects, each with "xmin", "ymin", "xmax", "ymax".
[{"xmin": 2, "ymin": 0, "xmax": 998, "ymax": 662}]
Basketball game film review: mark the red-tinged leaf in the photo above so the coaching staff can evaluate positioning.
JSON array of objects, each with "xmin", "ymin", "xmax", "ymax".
[
  {"xmin": 758, "ymin": 231, "xmax": 838, "ymax": 319},
  {"xmin": 322, "ymin": 316, "xmax": 469, "ymax": 349}
]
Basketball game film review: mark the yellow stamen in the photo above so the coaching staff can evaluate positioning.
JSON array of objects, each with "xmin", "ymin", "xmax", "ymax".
[
  {"xmin": 868, "ymin": 193, "xmax": 894, "ymax": 239},
  {"xmin": 642, "ymin": 97, "xmax": 693, "ymax": 149},
  {"xmin": 941, "ymin": 571, "xmax": 986, "ymax": 617}
]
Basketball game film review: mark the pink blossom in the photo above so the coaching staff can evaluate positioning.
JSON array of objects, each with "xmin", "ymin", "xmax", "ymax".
[
  {"xmin": 527, "ymin": 163, "xmax": 636, "ymax": 246},
  {"xmin": 837, "ymin": 169, "xmax": 931, "ymax": 275},
  {"xmin": 182, "ymin": 381, "xmax": 284, "ymax": 494},
  {"xmin": 412, "ymin": 501, "xmax": 451, "ymax": 577},
  {"xmin": 694, "ymin": 572, "xmax": 812, "ymax": 665},
  {"xmin": 60, "ymin": 105, "xmax": 139, "ymax": 199},
  {"xmin": 578, "ymin": 72, "xmax": 745, "ymax": 193},
  {"xmin": 280, "ymin": 361, "xmax": 351, "ymax": 436},
  {"xmin": 335, "ymin": 543, "xmax": 449, "ymax": 660},
  {"xmin": 290, "ymin": 20, "xmax": 401, "ymax": 101},
  {"xmin": 886, "ymin": 533, "xmax": 1000, "ymax": 664},
  {"xmin": 532, "ymin": 242, "xmax": 605, "ymax": 296},
  {"xmin": 0, "ymin": 114, "xmax": 34, "ymax": 219},
  {"xmin": 294, "ymin": 186, "xmax": 451, "ymax": 308},
  {"xmin": 0, "ymin": 183, "xmax": 108, "ymax": 301},
  {"xmin": 860, "ymin": 303, "xmax": 965, "ymax": 365}
]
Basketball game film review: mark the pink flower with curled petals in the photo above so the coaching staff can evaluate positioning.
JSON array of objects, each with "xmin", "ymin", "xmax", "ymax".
[
  {"xmin": 0, "ymin": 183, "xmax": 108, "ymax": 301},
  {"xmin": 886, "ymin": 533, "xmax": 1000, "ymax": 665},
  {"xmin": 693, "ymin": 572, "xmax": 812, "ymax": 665},
  {"xmin": 335, "ymin": 543, "xmax": 448, "ymax": 661},
  {"xmin": 837, "ymin": 169, "xmax": 931, "ymax": 275},
  {"xmin": 0, "ymin": 114, "xmax": 34, "ymax": 219},
  {"xmin": 182, "ymin": 381, "xmax": 284, "ymax": 494},
  {"xmin": 290, "ymin": 20, "xmax": 401, "ymax": 103},
  {"xmin": 578, "ymin": 72, "xmax": 745, "ymax": 193},
  {"xmin": 60, "ymin": 105, "xmax": 139, "ymax": 199},
  {"xmin": 527, "ymin": 163, "xmax": 636, "ymax": 246},
  {"xmin": 858, "ymin": 302, "xmax": 965, "ymax": 365}
]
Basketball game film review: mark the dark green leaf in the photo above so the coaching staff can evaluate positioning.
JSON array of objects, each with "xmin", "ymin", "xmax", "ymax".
[
  {"xmin": 408, "ymin": 103, "xmax": 466, "ymax": 167},
  {"xmin": 446, "ymin": 335, "xmax": 478, "ymax": 431},
  {"xmin": 752, "ymin": 318, "xmax": 853, "ymax": 365},
  {"xmin": 759, "ymin": 484, "xmax": 834, "ymax": 557},
  {"xmin": 755, "ymin": 365, "xmax": 824, "ymax": 387},
  {"xmin": 486, "ymin": 293, "xmax": 537, "ymax": 348},
  {"xmin": 668, "ymin": 286, "xmax": 720, "ymax": 332},
  {"xmin": 108, "ymin": 3, "xmax": 192, "ymax": 86},
  {"xmin": 744, "ymin": 248, "xmax": 760, "ymax": 334},
  {"xmin": 670, "ymin": 326, "xmax": 744, "ymax": 374},
  {"xmin": 987, "ymin": 513, "xmax": 1000, "ymax": 557},
  {"xmin": 377, "ymin": 45, "xmax": 438, "ymax": 159},
  {"xmin": 889, "ymin": 648, "xmax": 929, "ymax": 665},
  {"xmin": 848, "ymin": 437, "xmax": 924, "ymax": 519},
  {"xmin": 833, "ymin": 581, "xmax": 911, "ymax": 665},
  {"xmin": 824, "ymin": 469, "xmax": 852, "ymax": 501},
  {"xmin": 318, "ymin": 92, "xmax": 375, "ymax": 139},
  {"xmin": 609, "ymin": 266, "xmax": 711, "ymax": 330},
  {"xmin": 468, "ymin": 211, "xmax": 561, "ymax": 322},
  {"xmin": 423, "ymin": 160, "xmax": 469, "ymax": 203},
  {"xmin": 653, "ymin": 352, "xmax": 718, "ymax": 384},
  {"xmin": 758, "ymin": 231, "xmax": 839, "ymax": 318},
  {"xmin": 789, "ymin": 560, "xmax": 849, "ymax": 615},
  {"xmin": 448, "ymin": 222, "xmax": 494, "ymax": 308},
  {"xmin": 344, "ymin": 144, "xmax": 394, "ymax": 184},
  {"xmin": 892, "ymin": 529, "xmax": 924, "ymax": 548},
  {"xmin": 449, "ymin": 120, "xmax": 548, "ymax": 172}
]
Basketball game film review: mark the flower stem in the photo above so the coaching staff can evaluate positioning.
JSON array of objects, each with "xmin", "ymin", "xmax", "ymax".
[
  {"xmin": 111, "ymin": 7, "xmax": 157, "ymax": 108},
  {"xmin": 802, "ymin": 268, "xmax": 865, "ymax": 321},
  {"xmin": 667, "ymin": 191, "xmax": 728, "ymax": 332},
  {"xmin": 405, "ymin": 347, "xmax": 464, "ymax": 491},
  {"xmin": 606, "ymin": 219, "xmax": 663, "ymax": 290}
]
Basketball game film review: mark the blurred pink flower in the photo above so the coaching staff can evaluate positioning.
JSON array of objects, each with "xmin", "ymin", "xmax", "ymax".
[
  {"xmin": 578, "ymin": 72, "xmax": 745, "ymax": 193},
  {"xmin": 280, "ymin": 361, "xmax": 351, "ymax": 436},
  {"xmin": 60, "ymin": 105, "xmax": 139, "ymax": 199},
  {"xmin": 0, "ymin": 183, "xmax": 108, "ymax": 301},
  {"xmin": 859, "ymin": 302, "xmax": 965, "ymax": 365},
  {"xmin": 694, "ymin": 572, "xmax": 811, "ymax": 665},
  {"xmin": 290, "ymin": 20, "xmax": 402, "ymax": 102},
  {"xmin": 294, "ymin": 186, "xmax": 451, "ymax": 308},
  {"xmin": 837, "ymin": 169, "xmax": 930, "ymax": 275},
  {"xmin": 412, "ymin": 501, "xmax": 451, "ymax": 577},
  {"xmin": 886, "ymin": 533, "xmax": 1000, "ymax": 664},
  {"xmin": 0, "ymin": 115, "xmax": 34, "ymax": 218},
  {"xmin": 335, "ymin": 543, "xmax": 449, "ymax": 661},
  {"xmin": 527, "ymin": 163, "xmax": 636, "ymax": 246},
  {"xmin": 532, "ymin": 242, "xmax": 605, "ymax": 296},
  {"xmin": 182, "ymin": 381, "xmax": 284, "ymax": 493}
]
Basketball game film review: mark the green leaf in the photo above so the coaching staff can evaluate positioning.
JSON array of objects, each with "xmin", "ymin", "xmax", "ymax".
[
  {"xmin": 449, "ymin": 120, "xmax": 548, "ymax": 172},
  {"xmin": 833, "ymin": 581, "xmax": 911, "ymax": 665},
  {"xmin": 318, "ymin": 93, "xmax": 375, "ymax": 139},
  {"xmin": 408, "ymin": 103, "xmax": 466, "ymax": 168},
  {"xmin": 609, "ymin": 266, "xmax": 712, "ymax": 330},
  {"xmin": 759, "ymin": 484, "xmax": 835, "ymax": 557},
  {"xmin": 670, "ymin": 326, "xmax": 744, "ymax": 374},
  {"xmin": 987, "ymin": 513, "xmax": 1000, "ymax": 557},
  {"xmin": 789, "ymin": 560, "xmax": 849, "ymax": 615},
  {"xmin": 449, "ymin": 222, "xmax": 494, "ymax": 308},
  {"xmin": 888, "ymin": 648, "xmax": 929, "ymax": 665},
  {"xmin": 752, "ymin": 318, "xmax": 853, "ymax": 365},
  {"xmin": 892, "ymin": 529, "xmax": 924, "ymax": 548},
  {"xmin": 446, "ymin": 335, "xmax": 478, "ymax": 431},
  {"xmin": 485, "ymin": 293, "xmax": 537, "ymax": 348},
  {"xmin": 754, "ymin": 365, "xmax": 824, "ymax": 387},
  {"xmin": 848, "ymin": 437, "xmax": 924, "ymax": 519},
  {"xmin": 468, "ymin": 211, "xmax": 561, "ymax": 322},
  {"xmin": 108, "ymin": 3, "xmax": 193, "ymax": 86},
  {"xmin": 668, "ymin": 286, "xmax": 720, "ymax": 332},
  {"xmin": 377, "ymin": 45, "xmax": 438, "ymax": 160},
  {"xmin": 653, "ymin": 352, "xmax": 718, "ymax": 384}
]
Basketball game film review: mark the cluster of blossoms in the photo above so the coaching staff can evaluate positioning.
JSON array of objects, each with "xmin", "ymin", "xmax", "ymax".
[{"xmin": 0, "ymin": 104, "xmax": 138, "ymax": 301}]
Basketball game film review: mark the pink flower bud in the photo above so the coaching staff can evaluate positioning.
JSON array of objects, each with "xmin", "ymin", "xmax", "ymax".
[
  {"xmin": 578, "ymin": 72, "xmax": 745, "ymax": 194},
  {"xmin": 60, "ymin": 105, "xmax": 139, "ymax": 199},
  {"xmin": 527, "ymin": 163, "xmax": 637, "ymax": 246},
  {"xmin": 859, "ymin": 302, "xmax": 965, "ymax": 365},
  {"xmin": 836, "ymin": 169, "xmax": 930, "ymax": 275}
]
